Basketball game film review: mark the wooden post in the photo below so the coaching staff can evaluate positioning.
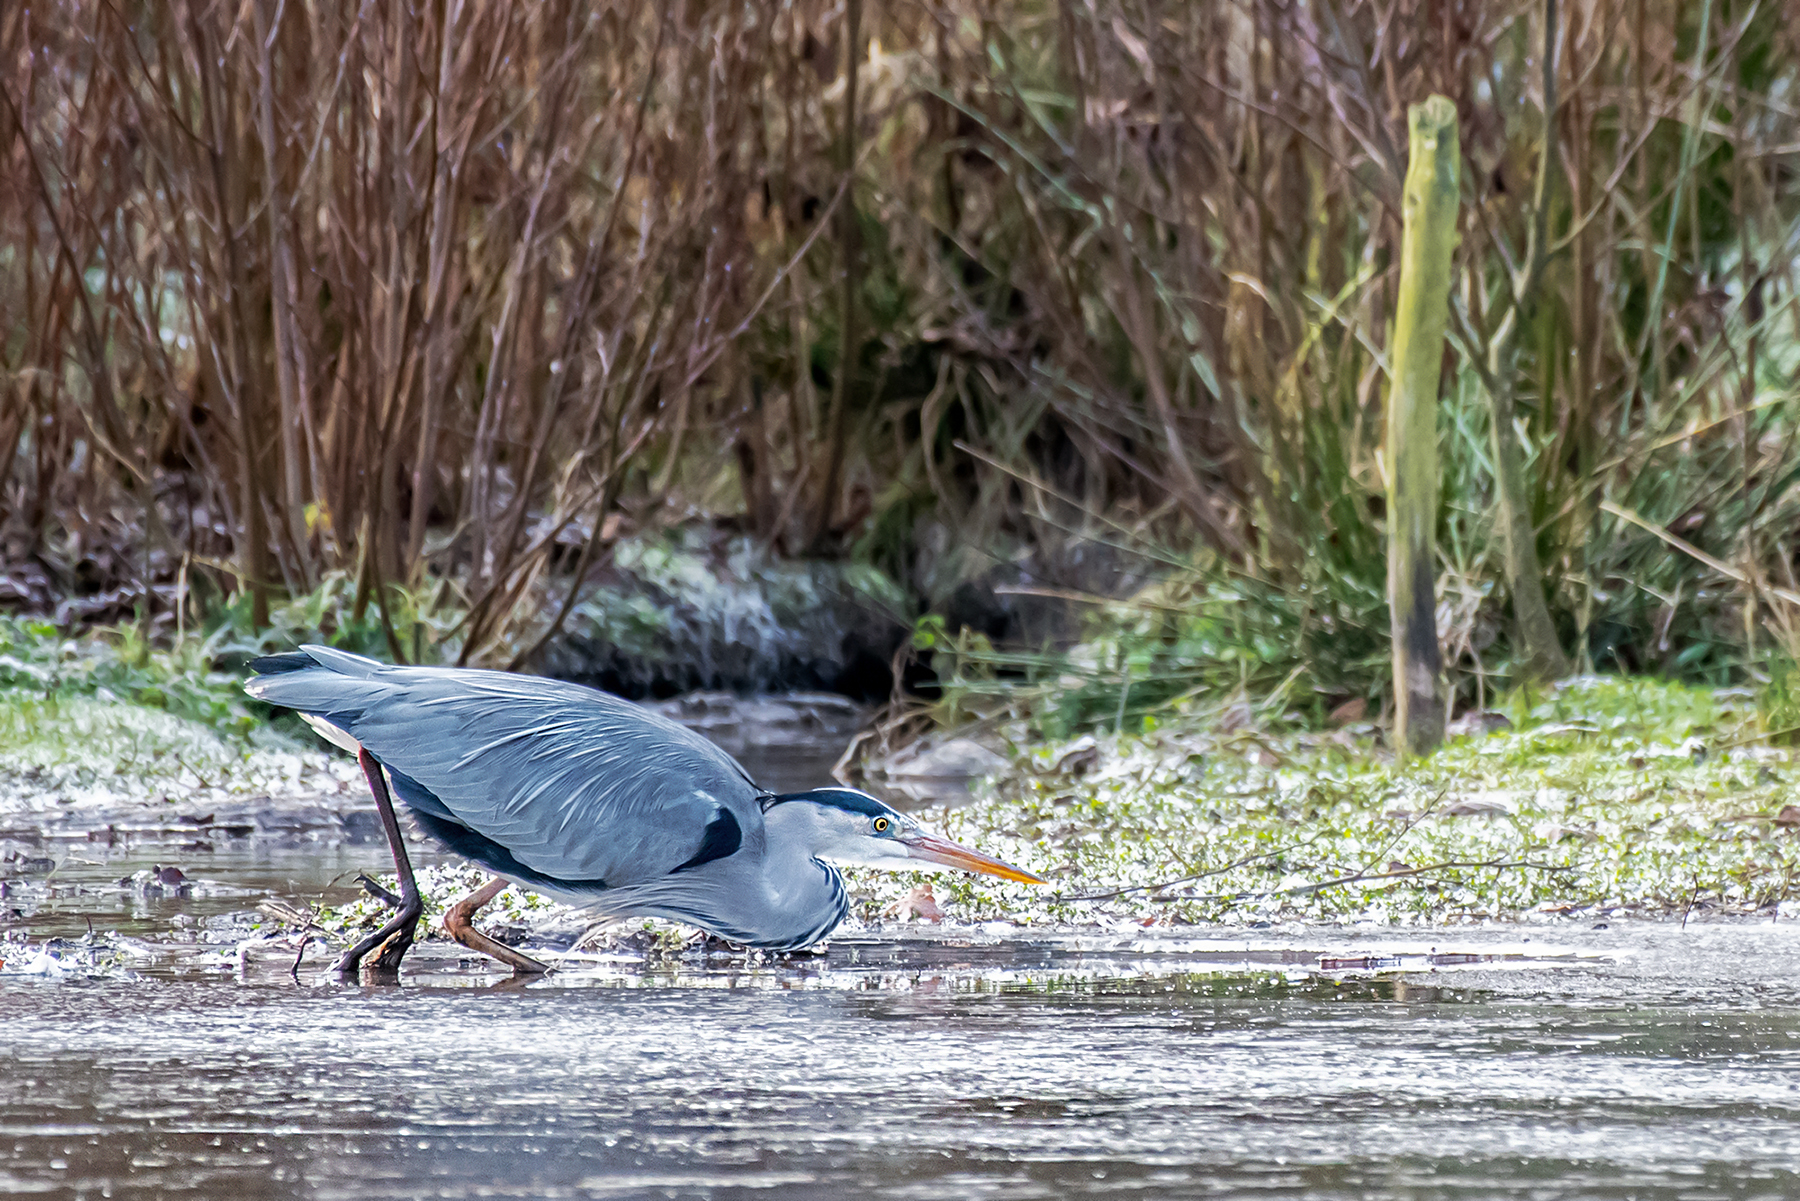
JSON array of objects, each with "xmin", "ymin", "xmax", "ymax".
[{"xmin": 1386, "ymin": 96, "xmax": 1460, "ymax": 757}]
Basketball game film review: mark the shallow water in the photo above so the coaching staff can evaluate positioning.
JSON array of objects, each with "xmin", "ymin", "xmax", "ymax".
[
  {"xmin": 1, "ymin": 843, "xmax": 392, "ymax": 942},
  {"xmin": 5, "ymin": 892, "xmax": 1800, "ymax": 1200}
]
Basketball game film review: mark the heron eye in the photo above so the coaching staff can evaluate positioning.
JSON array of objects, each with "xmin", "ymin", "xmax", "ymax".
[{"xmin": 872, "ymin": 816, "xmax": 891, "ymax": 834}]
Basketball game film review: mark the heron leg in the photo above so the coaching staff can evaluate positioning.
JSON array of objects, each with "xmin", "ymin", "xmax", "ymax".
[
  {"xmin": 443, "ymin": 875, "xmax": 551, "ymax": 975},
  {"xmin": 333, "ymin": 748, "xmax": 423, "ymax": 975}
]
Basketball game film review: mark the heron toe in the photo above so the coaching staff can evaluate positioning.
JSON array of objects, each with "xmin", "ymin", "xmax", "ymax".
[{"xmin": 444, "ymin": 875, "xmax": 551, "ymax": 975}]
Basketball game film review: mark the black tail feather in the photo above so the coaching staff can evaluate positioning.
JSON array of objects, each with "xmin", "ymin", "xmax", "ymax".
[{"xmin": 247, "ymin": 650, "xmax": 319, "ymax": 676}]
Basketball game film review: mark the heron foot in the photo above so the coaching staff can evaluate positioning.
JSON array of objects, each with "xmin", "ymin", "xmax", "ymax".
[
  {"xmin": 332, "ymin": 889, "xmax": 422, "ymax": 975},
  {"xmin": 444, "ymin": 875, "xmax": 550, "ymax": 976}
]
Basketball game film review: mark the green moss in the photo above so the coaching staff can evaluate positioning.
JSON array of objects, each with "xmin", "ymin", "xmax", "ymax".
[
  {"xmin": 0, "ymin": 616, "xmax": 265, "ymax": 739},
  {"xmin": 0, "ymin": 618, "xmax": 330, "ymax": 806},
  {"xmin": 896, "ymin": 676, "xmax": 1800, "ymax": 928}
]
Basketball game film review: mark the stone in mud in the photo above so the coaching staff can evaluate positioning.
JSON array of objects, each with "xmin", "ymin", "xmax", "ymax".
[
  {"xmin": 540, "ymin": 533, "xmax": 907, "ymax": 701},
  {"xmin": 1446, "ymin": 710, "xmax": 1513, "ymax": 737},
  {"xmin": 889, "ymin": 739, "xmax": 1007, "ymax": 782},
  {"xmin": 1051, "ymin": 736, "xmax": 1100, "ymax": 777},
  {"xmin": 871, "ymin": 738, "xmax": 1008, "ymax": 806}
]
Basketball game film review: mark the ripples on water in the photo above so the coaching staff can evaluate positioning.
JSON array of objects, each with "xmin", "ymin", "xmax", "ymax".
[{"xmin": 5, "ymin": 907, "xmax": 1800, "ymax": 1200}]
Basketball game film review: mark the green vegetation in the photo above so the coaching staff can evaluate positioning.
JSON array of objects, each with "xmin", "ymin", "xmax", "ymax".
[
  {"xmin": 913, "ymin": 574, "xmax": 1383, "ymax": 741},
  {"xmin": 0, "ymin": 617, "xmax": 265, "ymax": 741},
  {"xmin": 4, "ymin": 3, "xmax": 1800, "ymax": 951},
  {"xmin": 0, "ymin": 579, "xmax": 460, "ymax": 748},
  {"xmin": 0, "ymin": 692, "xmax": 311, "ymax": 824},
  {"xmin": 0, "ymin": 617, "xmax": 350, "ymax": 828},
  {"xmin": 922, "ymin": 677, "xmax": 1800, "ymax": 928}
]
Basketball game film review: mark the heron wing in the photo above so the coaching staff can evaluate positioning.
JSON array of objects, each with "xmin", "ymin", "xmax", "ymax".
[{"xmin": 246, "ymin": 645, "xmax": 764, "ymax": 886}]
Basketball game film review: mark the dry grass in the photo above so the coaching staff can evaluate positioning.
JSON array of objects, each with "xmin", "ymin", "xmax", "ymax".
[{"xmin": 3, "ymin": 0, "xmax": 1799, "ymax": 699}]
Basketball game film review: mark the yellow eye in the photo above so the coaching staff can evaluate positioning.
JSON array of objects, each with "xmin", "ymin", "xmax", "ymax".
[{"xmin": 873, "ymin": 816, "xmax": 891, "ymax": 833}]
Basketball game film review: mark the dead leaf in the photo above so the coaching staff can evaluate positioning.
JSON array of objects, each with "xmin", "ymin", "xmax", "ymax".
[
  {"xmin": 882, "ymin": 884, "xmax": 942, "ymax": 923},
  {"xmin": 1052, "ymin": 737, "xmax": 1100, "ymax": 776},
  {"xmin": 1216, "ymin": 701, "xmax": 1254, "ymax": 732},
  {"xmin": 1776, "ymin": 805, "xmax": 1800, "ymax": 829},
  {"xmin": 1328, "ymin": 697, "xmax": 1367, "ymax": 725}
]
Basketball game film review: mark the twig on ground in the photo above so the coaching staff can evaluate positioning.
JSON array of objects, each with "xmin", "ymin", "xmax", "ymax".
[
  {"xmin": 357, "ymin": 873, "xmax": 402, "ymax": 909},
  {"xmin": 1055, "ymin": 848, "xmax": 1288, "ymax": 902},
  {"xmin": 1254, "ymin": 857, "xmax": 1577, "ymax": 901},
  {"xmin": 1100, "ymin": 855, "xmax": 1576, "ymax": 909}
]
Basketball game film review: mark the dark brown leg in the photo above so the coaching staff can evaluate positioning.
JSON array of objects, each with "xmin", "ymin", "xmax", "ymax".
[
  {"xmin": 444, "ymin": 875, "xmax": 551, "ymax": 975},
  {"xmin": 334, "ymin": 748, "xmax": 423, "ymax": 975}
]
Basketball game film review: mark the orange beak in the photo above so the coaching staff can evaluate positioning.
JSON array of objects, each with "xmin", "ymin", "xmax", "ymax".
[{"xmin": 899, "ymin": 829, "xmax": 1046, "ymax": 885}]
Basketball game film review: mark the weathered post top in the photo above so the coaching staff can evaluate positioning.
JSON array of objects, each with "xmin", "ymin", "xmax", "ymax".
[{"xmin": 1385, "ymin": 94, "xmax": 1460, "ymax": 758}]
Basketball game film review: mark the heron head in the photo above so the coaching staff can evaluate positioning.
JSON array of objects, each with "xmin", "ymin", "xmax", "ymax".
[{"xmin": 766, "ymin": 787, "xmax": 1045, "ymax": 885}]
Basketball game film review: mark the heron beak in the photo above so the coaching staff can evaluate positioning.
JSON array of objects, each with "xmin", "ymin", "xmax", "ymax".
[{"xmin": 899, "ymin": 829, "xmax": 1046, "ymax": 885}]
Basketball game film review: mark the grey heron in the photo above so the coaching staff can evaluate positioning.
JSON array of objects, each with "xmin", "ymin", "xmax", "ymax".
[{"xmin": 246, "ymin": 645, "xmax": 1042, "ymax": 974}]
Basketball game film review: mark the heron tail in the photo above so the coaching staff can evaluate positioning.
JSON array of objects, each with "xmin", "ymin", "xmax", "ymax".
[{"xmin": 244, "ymin": 644, "xmax": 392, "ymax": 713}]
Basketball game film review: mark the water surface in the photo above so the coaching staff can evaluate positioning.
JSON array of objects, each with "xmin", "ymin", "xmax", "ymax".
[{"xmin": 5, "ymin": 915, "xmax": 1800, "ymax": 1200}]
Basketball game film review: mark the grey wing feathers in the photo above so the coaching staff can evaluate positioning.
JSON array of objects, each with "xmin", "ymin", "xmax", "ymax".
[{"xmin": 246, "ymin": 645, "xmax": 763, "ymax": 885}]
